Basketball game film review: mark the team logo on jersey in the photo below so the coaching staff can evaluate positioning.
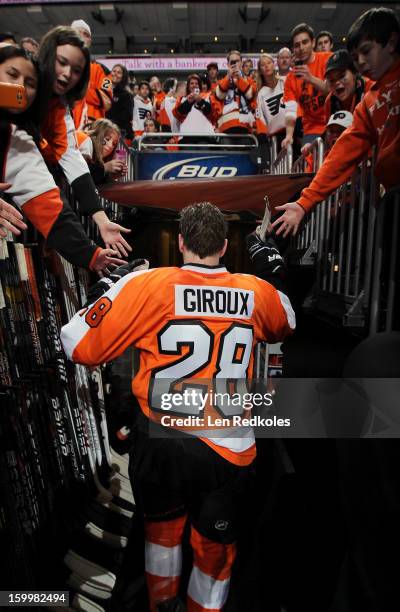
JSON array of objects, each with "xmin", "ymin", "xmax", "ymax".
[
  {"xmin": 152, "ymin": 156, "xmax": 238, "ymax": 180},
  {"xmin": 138, "ymin": 108, "xmax": 152, "ymax": 120},
  {"xmin": 175, "ymin": 285, "xmax": 254, "ymax": 318},
  {"xmin": 266, "ymin": 93, "xmax": 283, "ymax": 116},
  {"xmin": 215, "ymin": 520, "xmax": 229, "ymax": 531}
]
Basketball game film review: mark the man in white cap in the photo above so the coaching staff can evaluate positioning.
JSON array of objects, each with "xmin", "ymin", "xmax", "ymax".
[
  {"xmin": 301, "ymin": 110, "xmax": 353, "ymax": 170},
  {"xmin": 71, "ymin": 19, "xmax": 113, "ymax": 128}
]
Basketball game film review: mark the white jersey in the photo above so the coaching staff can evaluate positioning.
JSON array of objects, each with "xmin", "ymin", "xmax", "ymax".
[
  {"xmin": 256, "ymin": 79, "xmax": 286, "ymax": 136},
  {"xmin": 176, "ymin": 96, "xmax": 215, "ymax": 135},
  {"xmin": 164, "ymin": 95, "xmax": 180, "ymax": 133},
  {"xmin": 133, "ymin": 96, "xmax": 154, "ymax": 134}
]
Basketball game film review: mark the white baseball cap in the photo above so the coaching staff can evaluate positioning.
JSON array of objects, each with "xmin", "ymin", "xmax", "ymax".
[
  {"xmin": 326, "ymin": 110, "xmax": 353, "ymax": 130},
  {"xmin": 71, "ymin": 20, "xmax": 92, "ymax": 36}
]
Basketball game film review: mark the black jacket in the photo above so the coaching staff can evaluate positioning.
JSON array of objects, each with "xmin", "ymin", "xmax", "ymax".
[{"xmin": 106, "ymin": 86, "xmax": 134, "ymax": 140}]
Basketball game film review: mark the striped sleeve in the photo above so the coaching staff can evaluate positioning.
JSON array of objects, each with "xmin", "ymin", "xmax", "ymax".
[
  {"xmin": 283, "ymin": 73, "xmax": 298, "ymax": 119},
  {"xmin": 61, "ymin": 269, "xmax": 152, "ymax": 365},
  {"xmin": 4, "ymin": 126, "xmax": 100, "ymax": 269},
  {"xmin": 254, "ymin": 278, "xmax": 296, "ymax": 343}
]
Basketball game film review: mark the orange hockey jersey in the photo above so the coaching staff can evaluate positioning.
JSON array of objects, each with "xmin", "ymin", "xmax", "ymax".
[
  {"xmin": 297, "ymin": 58, "xmax": 400, "ymax": 212},
  {"xmin": 215, "ymin": 75, "xmax": 257, "ymax": 133},
  {"xmin": 61, "ymin": 264, "xmax": 295, "ymax": 465},
  {"xmin": 283, "ymin": 52, "xmax": 331, "ymax": 135},
  {"xmin": 73, "ymin": 62, "xmax": 113, "ymax": 128}
]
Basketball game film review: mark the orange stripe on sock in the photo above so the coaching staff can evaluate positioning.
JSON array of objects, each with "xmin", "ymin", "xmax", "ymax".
[
  {"xmin": 190, "ymin": 526, "xmax": 236, "ymax": 580},
  {"xmin": 146, "ymin": 573, "xmax": 180, "ymax": 612},
  {"xmin": 145, "ymin": 514, "xmax": 187, "ymax": 547}
]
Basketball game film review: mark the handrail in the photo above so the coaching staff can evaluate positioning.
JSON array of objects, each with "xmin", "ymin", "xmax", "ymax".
[
  {"xmin": 136, "ymin": 132, "xmax": 259, "ymax": 151},
  {"xmin": 291, "ymin": 137, "xmax": 324, "ymax": 174},
  {"xmin": 271, "ymin": 144, "xmax": 293, "ymax": 174}
]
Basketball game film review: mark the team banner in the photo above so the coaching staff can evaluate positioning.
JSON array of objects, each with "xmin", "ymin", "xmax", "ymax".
[{"xmin": 96, "ymin": 55, "xmax": 261, "ymax": 73}]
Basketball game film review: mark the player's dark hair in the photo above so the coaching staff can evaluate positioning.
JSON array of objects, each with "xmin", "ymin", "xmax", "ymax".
[
  {"xmin": 290, "ymin": 23, "xmax": 315, "ymax": 45},
  {"xmin": 180, "ymin": 202, "xmax": 227, "ymax": 259},
  {"xmin": 316, "ymin": 30, "xmax": 333, "ymax": 46},
  {"xmin": 139, "ymin": 80, "xmax": 150, "ymax": 90},
  {"xmin": 347, "ymin": 7, "xmax": 400, "ymax": 54},
  {"xmin": 38, "ymin": 26, "xmax": 90, "ymax": 107}
]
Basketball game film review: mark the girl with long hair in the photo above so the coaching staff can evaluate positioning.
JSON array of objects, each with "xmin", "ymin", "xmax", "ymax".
[
  {"xmin": 255, "ymin": 53, "xmax": 286, "ymax": 145},
  {"xmin": 0, "ymin": 45, "xmax": 124, "ymax": 271},
  {"xmin": 106, "ymin": 63, "xmax": 134, "ymax": 142},
  {"xmin": 38, "ymin": 26, "xmax": 131, "ymax": 258},
  {"xmin": 78, "ymin": 119, "xmax": 127, "ymax": 185}
]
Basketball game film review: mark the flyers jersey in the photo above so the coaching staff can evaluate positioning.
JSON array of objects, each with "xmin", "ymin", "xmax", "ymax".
[
  {"xmin": 73, "ymin": 62, "xmax": 113, "ymax": 129},
  {"xmin": 255, "ymin": 79, "xmax": 286, "ymax": 136},
  {"xmin": 61, "ymin": 264, "xmax": 295, "ymax": 465},
  {"xmin": 284, "ymin": 52, "xmax": 331, "ymax": 135},
  {"xmin": 1, "ymin": 124, "xmax": 100, "ymax": 269}
]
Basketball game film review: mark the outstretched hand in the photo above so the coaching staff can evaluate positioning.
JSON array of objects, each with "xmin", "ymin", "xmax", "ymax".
[
  {"xmin": 0, "ymin": 184, "xmax": 28, "ymax": 237},
  {"xmin": 98, "ymin": 220, "xmax": 132, "ymax": 258},
  {"xmin": 92, "ymin": 248, "xmax": 127, "ymax": 274},
  {"xmin": 271, "ymin": 202, "xmax": 305, "ymax": 238}
]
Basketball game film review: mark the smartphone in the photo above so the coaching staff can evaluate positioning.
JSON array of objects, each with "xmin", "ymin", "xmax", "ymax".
[
  {"xmin": 0, "ymin": 83, "xmax": 27, "ymax": 110},
  {"xmin": 294, "ymin": 59, "xmax": 304, "ymax": 66}
]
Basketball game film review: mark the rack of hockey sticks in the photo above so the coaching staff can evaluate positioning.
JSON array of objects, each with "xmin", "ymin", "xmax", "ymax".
[{"xmin": 0, "ymin": 236, "xmax": 139, "ymax": 608}]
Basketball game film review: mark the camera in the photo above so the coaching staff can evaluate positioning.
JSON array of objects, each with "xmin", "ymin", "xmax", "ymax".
[{"xmin": 193, "ymin": 87, "xmax": 200, "ymax": 95}]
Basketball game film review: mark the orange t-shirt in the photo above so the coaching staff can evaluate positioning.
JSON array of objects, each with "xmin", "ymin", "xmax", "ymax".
[{"xmin": 284, "ymin": 52, "xmax": 332, "ymax": 135}]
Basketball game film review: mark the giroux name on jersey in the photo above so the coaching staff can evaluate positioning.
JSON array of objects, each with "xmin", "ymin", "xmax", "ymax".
[{"xmin": 175, "ymin": 285, "xmax": 254, "ymax": 318}]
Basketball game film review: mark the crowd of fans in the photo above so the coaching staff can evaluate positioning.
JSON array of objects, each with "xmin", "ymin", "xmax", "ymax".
[{"xmin": 0, "ymin": 7, "xmax": 399, "ymax": 264}]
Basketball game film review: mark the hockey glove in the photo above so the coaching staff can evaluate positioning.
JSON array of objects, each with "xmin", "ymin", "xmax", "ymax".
[
  {"xmin": 246, "ymin": 232, "xmax": 285, "ymax": 291},
  {"xmin": 85, "ymin": 258, "xmax": 149, "ymax": 306}
]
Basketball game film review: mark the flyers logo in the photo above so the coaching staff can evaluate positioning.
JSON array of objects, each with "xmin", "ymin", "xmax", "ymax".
[
  {"xmin": 265, "ymin": 93, "xmax": 283, "ymax": 116},
  {"xmin": 138, "ymin": 108, "xmax": 152, "ymax": 120}
]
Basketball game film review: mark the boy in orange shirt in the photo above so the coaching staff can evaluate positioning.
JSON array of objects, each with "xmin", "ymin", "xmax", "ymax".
[
  {"xmin": 283, "ymin": 22, "xmax": 332, "ymax": 149},
  {"xmin": 274, "ymin": 7, "xmax": 400, "ymax": 237}
]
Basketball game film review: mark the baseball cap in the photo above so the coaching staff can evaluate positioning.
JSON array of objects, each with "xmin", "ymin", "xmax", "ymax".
[
  {"xmin": 326, "ymin": 110, "xmax": 353, "ymax": 130},
  {"xmin": 71, "ymin": 20, "xmax": 92, "ymax": 36},
  {"xmin": 325, "ymin": 49, "xmax": 354, "ymax": 76},
  {"xmin": 206, "ymin": 62, "xmax": 218, "ymax": 71}
]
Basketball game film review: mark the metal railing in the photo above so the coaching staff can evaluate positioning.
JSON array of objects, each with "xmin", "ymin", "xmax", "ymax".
[
  {"xmin": 271, "ymin": 143, "xmax": 293, "ymax": 175},
  {"xmin": 135, "ymin": 132, "xmax": 259, "ymax": 151}
]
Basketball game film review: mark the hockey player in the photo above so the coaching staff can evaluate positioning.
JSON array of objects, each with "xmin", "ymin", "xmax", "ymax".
[{"xmin": 61, "ymin": 202, "xmax": 295, "ymax": 611}]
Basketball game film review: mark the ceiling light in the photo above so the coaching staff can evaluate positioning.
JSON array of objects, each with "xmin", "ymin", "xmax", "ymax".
[
  {"xmin": 153, "ymin": 36, "xmax": 157, "ymax": 42},
  {"xmin": 260, "ymin": 48, "xmax": 264, "ymax": 53},
  {"xmin": 144, "ymin": 49, "xmax": 148, "ymax": 53},
  {"xmin": 214, "ymin": 36, "xmax": 218, "ymax": 42},
  {"xmin": 170, "ymin": 48, "xmax": 174, "ymax": 53},
  {"xmin": 275, "ymin": 36, "xmax": 279, "ymax": 41},
  {"xmin": 342, "ymin": 36, "xmax": 346, "ymax": 42}
]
